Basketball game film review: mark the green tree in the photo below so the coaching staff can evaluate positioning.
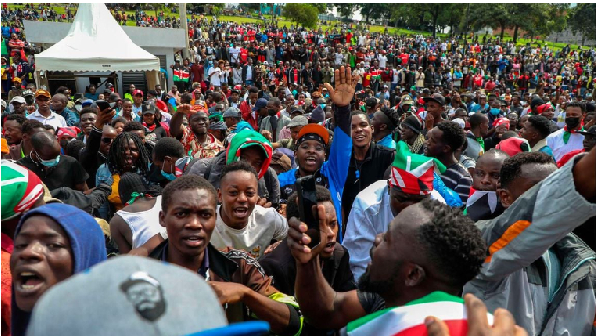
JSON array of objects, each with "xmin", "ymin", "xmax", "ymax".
[
  {"xmin": 210, "ymin": 3, "xmax": 225, "ymax": 15},
  {"xmin": 149, "ymin": 3, "xmax": 166, "ymax": 18},
  {"xmin": 569, "ymin": 3, "xmax": 596, "ymax": 45},
  {"xmin": 311, "ymin": 3, "xmax": 328, "ymax": 14},
  {"xmin": 358, "ymin": 4, "xmax": 388, "ymax": 24},
  {"xmin": 335, "ymin": 4, "xmax": 357, "ymax": 20},
  {"xmin": 283, "ymin": 3, "xmax": 319, "ymax": 28}
]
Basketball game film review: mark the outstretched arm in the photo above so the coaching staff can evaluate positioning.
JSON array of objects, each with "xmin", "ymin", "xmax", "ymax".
[{"xmin": 289, "ymin": 205, "xmax": 367, "ymax": 329}]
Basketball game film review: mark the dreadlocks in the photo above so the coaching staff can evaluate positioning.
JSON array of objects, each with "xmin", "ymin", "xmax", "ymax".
[{"xmin": 106, "ymin": 132, "xmax": 151, "ymax": 176}]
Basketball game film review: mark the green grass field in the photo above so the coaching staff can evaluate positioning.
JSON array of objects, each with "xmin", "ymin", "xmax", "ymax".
[{"xmin": 7, "ymin": 4, "xmax": 588, "ymax": 51}]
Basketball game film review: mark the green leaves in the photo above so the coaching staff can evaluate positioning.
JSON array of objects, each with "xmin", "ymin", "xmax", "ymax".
[{"xmin": 282, "ymin": 4, "xmax": 319, "ymax": 29}]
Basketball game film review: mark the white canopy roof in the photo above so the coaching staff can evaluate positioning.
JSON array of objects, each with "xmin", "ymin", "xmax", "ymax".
[{"xmin": 35, "ymin": 3, "xmax": 160, "ymax": 72}]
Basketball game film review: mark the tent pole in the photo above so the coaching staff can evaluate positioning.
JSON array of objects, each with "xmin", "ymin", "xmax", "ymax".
[{"xmin": 179, "ymin": 3, "xmax": 190, "ymax": 60}]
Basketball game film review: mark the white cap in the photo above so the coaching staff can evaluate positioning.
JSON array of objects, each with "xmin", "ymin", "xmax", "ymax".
[{"xmin": 10, "ymin": 96, "xmax": 26, "ymax": 104}]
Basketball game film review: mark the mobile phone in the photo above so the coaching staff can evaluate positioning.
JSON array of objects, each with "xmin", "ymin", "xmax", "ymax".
[
  {"xmin": 295, "ymin": 176, "xmax": 320, "ymax": 249},
  {"xmin": 96, "ymin": 100, "xmax": 111, "ymax": 111}
]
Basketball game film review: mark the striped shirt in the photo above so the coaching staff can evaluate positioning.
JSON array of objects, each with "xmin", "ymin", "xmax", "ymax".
[{"xmin": 440, "ymin": 163, "xmax": 472, "ymax": 206}]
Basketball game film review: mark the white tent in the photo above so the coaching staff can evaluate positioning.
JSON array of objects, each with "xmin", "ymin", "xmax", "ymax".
[{"xmin": 35, "ymin": 3, "xmax": 160, "ymax": 72}]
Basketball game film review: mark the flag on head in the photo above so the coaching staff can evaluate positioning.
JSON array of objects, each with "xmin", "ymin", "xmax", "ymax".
[
  {"xmin": 390, "ymin": 141, "xmax": 446, "ymax": 196},
  {"xmin": 1, "ymin": 160, "xmax": 45, "ymax": 220}
]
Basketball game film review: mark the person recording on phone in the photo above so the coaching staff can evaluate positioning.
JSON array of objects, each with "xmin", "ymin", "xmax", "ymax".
[
  {"xmin": 278, "ymin": 66, "xmax": 357, "ymax": 241},
  {"xmin": 259, "ymin": 185, "xmax": 356, "ymax": 336},
  {"xmin": 79, "ymin": 104, "xmax": 117, "ymax": 187}
]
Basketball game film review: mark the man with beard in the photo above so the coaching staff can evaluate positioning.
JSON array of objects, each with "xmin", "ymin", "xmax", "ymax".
[
  {"xmin": 170, "ymin": 104, "xmax": 223, "ymax": 159},
  {"xmin": 287, "ymin": 197, "xmax": 486, "ymax": 332},
  {"xmin": 79, "ymin": 107, "xmax": 116, "ymax": 187},
  {"xmin": 76, "ymin": 108, "xmax": 97, "ymax": 144},
  {"xmin": 278, "ymin": 66, "xmax": 356, "ymax": 240},
  {"xmin": 341, "ymin": 111, "xmax": 395, "ymax": 229},
  {"xmin": 546, "ymin": 102, "xmax": 586, "ymax": 161}
]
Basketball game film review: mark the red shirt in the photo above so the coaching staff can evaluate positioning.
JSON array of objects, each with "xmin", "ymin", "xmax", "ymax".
[{"xmin": 240, "ymin": 48, "xmax": 248, "ymax": 63}]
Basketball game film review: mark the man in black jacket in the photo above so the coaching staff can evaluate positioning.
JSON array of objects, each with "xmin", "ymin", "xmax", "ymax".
[
  {"xmin": 79, "ymin": 107, "xmax": 116, "ymax": 187},
  {"xmin": 241, "ymin": 60, "xmax": 255, "ymax": 86},
  {"xmin": 341, "ymin": 111, "xmax": 395, "ymax": 231}
]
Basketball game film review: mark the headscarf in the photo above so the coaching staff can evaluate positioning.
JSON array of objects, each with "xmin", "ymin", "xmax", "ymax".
[
  {"xmin": 226, "ymin": 130, "xmax": 273, "ymax": 179},
  {"xmin": 492, "ymin": 117, "xmax": 510, "ymax": 130},
  {"xmin": 11, "ymin": 203, "xmax": 107, "ymax": 336},
  {"xmin": 56, "ymin": 126, "xmax": 81, "ymax": 141},
  {"xmin": 389, "ymin": 141, "xmax": 445, "ymax": 196},
  {"xmin": 1, "ymin": 161, "xmax": 44, "ymax": 221}
]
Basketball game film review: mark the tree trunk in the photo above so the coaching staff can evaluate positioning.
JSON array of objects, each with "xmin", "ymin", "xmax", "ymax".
[
  {"xmin": 512, "ymin": 25, "xmax": 519, "ymax": 43},
  {"xmin": 499, "ymin": 24, "xmax": 505, "ymax": 41},
  {"xmin": 432, "ymin": 10, "xmax": 439, "ymax": 38},
  {"xmin": 582, "ymin": 35, "xmax": 585, "ymax": 46}
]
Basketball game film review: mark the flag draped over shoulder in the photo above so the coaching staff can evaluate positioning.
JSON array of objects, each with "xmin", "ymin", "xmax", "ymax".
[{"xmin": 343, "ymin": 292, "xmax": 493, "ymax": 336}]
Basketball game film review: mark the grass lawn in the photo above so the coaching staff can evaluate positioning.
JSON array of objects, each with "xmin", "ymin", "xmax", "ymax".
[{"xmin": 8, "ymin": 4, "xmax": 588, "ymax": 51}]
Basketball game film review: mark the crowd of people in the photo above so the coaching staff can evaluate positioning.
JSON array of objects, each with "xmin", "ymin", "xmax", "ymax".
[{"xmin": 0, "ymin": 6, "xmax": 597, "ymax": 336}]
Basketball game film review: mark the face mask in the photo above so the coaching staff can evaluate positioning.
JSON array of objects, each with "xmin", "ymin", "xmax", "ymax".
[
  {"xmin": 320, "ymin": 104, "xmax": 326, "ymax": 109},
  {"xmin": 565, "ymin": 117, "xmax": 581, "ymax": 130},
  {"xmin": 490, "ymin": 108, "xmax": 501, "ymax": 116},
  {"xmin": 161, "ymin": 161, "xmax": 176, "ymax": 181},
  {"xmin": 36, "ymin": 151, "xmax": 60, "ymax": 167}
]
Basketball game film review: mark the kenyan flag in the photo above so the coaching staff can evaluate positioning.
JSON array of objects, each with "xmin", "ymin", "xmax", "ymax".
[
  {"xmin": 173, "ymin": 68, "xmax": 190, "ymax": 83},
  {"xmin": 390, "ymin": 141, "xmax": 445, "ymax": 196},
  {"xmin": 344, "ymin": 292, "xmax": 493, "ymax": 336},
  {"xmin": 1, "ymin": 161, "xmax": 44, "ymax": 220}
]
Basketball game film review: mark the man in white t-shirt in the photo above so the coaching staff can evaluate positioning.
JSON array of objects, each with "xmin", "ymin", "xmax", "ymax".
[
  {"xmin": 211, "ymin": 161, "xmax": 287, "ymax": 259},
  {"xmin": 208, "ymin": 60, "xmax": 225, "ymax": 88},
  {"xmin": 229, "ymin": 42, "xmax": 241, "ymax": 65},
  {"xmin": 546, "ymin": 102, "xmax": 585, "ymax": 161}
]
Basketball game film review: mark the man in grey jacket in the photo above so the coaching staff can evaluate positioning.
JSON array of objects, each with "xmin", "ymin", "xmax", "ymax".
[{"xmin": 464, "ymin": 149, "xmax": 596, "ymax": 336}]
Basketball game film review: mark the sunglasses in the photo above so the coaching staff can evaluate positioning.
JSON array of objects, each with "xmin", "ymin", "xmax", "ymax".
[{"xmin": 101, "ymin": 137, "xmax": 114, "ymax": 144}]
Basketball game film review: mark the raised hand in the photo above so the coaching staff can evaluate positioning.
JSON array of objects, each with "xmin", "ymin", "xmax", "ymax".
[{"xmin": 323, "ymin": 66, "xmax": 360, "ymax": 107}]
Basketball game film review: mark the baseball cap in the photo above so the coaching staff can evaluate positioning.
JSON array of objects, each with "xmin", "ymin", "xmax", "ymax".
[
  {"xmin": 252, "ymin": 98, "xmax": 268, "ymax": 112},
  {"xmin": 10, "ymin": 96, "xmax": 26, "ymax": 104},
  {"xmin": 209, "ymin": 121, "xmax": 227, "ymax": 131},
  {"xmin": 133, "ymin": 89, "xmax": 144, "ymax": 96},
  {"xmin": 297, "ymin": 124, "xmax": 330, "ymax": 145},
  {"xmin": 26, "ymin": 256, "xmax": 270, "ymax": 336},
  {"xmin": 288, "ymin": 115, "xmax": 308, "ymax": 128},
  {"xmin": 423, "ymin": 93, "xmax": 445, "ymax": 106},
  {"xmin": 290, "ymin": 105, "xmax": 304, "ymax": 116},
  {"xmin": 22, "ymin": 89, "xmax": 34, "ymax": 97},
  {"xmin": 34, "ymin": 89, "xmax": 51, "ymax": 99},
  {"xmin": 223, "ymin": 107, "xmax": 241, "ymax": 118},
  {"xmin": 82, "ymin": 99, "xmax": 94, "ymax": 108}
]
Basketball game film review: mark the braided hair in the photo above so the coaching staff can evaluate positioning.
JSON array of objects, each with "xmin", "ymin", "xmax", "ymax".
[{"xmin": 106, "ymin": 132, "xmax": 151, "ymax": 176}]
